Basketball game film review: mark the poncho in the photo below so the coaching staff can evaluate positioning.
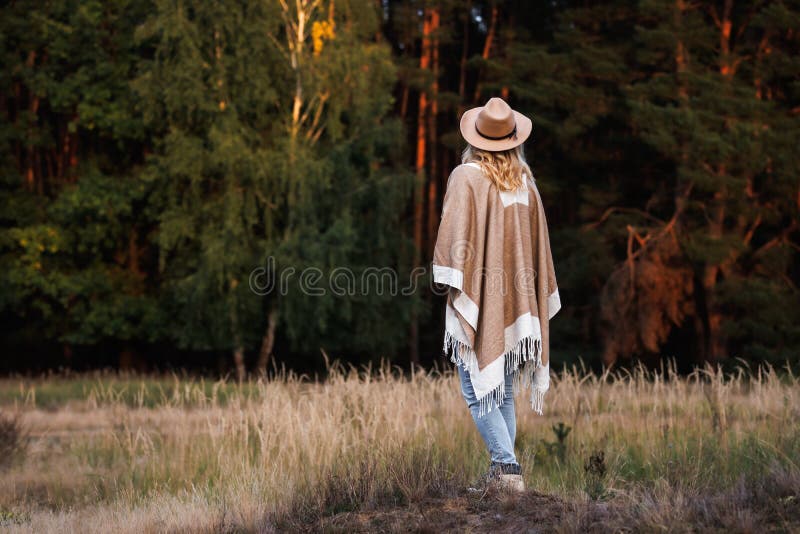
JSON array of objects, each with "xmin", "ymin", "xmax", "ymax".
[{"xmin": 432, "ymin": 162, "xmax": 561, "ymax": 417}]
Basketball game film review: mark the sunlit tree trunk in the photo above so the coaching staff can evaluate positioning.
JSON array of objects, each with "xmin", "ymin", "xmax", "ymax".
[
  {"xmin": 264, "ymin": 0, "xmax": 332, "ymax": 375},
  {"xmin": 410, "ymin": 6, "xmax": 433, "ymax": 367},
  {"xmin": 673, "ymin": 0, "xmax": 706, "ymax": 366},
  {"xmin": 701, "ymin": 0, "xmax": 734, "ymax": 363},
  {"xmin": 457, "ymin": 1, "xmax": 471, "ymax": 117},
  {"xmin": 426, "ymin": 8, "xmax": 440, "ymax": 261}
]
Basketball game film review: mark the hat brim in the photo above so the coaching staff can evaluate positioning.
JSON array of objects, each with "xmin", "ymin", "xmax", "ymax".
[{"xmin": 459, "ymin": 106, "xmax": 532, "ymax": 151}]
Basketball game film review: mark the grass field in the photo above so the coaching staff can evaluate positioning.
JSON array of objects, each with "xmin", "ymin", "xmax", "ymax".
[{"xmin": 0, "ymin": 357, "xmax": 798, "ymax": 533}]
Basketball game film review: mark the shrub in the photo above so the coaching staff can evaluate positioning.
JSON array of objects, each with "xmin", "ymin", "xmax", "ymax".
[{"xmin": 0, "ymin": 410, "xmax": 28, "ymax": 471}]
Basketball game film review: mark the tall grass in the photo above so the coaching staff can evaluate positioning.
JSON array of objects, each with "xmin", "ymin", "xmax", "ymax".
[{"xmin": 0, "ymin": 357, "xmax": 797, "ymax": 532}]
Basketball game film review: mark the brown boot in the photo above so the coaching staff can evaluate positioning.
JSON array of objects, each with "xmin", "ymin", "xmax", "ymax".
[
  {"xmin": 484, "ymin": 461, "xmax": 526, "ymax": 494},
  {"xmin": 467, "ymin": 462, "xmax": 520, "ymax": 494},
  {"xmin": 496, "ymin": 473, "xmax": 526, "ymax": 493}
]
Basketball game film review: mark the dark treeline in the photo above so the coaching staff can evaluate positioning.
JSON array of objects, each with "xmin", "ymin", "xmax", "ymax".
[{"xmin": 1, "ymin": 0, "xmax": 798, "ymax": 377}]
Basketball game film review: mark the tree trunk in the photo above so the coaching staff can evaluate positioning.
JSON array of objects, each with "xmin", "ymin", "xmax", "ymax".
[
  {"xmin": 701, "ymin": 0, "xmax": 735, "ymax": 363},
  {"xmin": 24, "ymin": 51, "xmax": 37, "ymax": 192},
  {"xmin": 472, "ymin": 3, "xmax": 498, "ymax": 105},
  {"xmin": 674, "ymin": 0, "xmax": 690, "ymax": 209},
  {"xmin": 400, "ymin": 81, "xmax": 409, "ymax": 120},
  {"xmin": 256, "ymin": 299, "xmax": 279, "ymax": 378},
  {"xmin": 129, "ymin": 227, "xmax": 141, "ymax": 276},
  {"xmin": 63, "ymin": 343, "xmax": 73, "ymax": 366},
  {"xmin": 233, "ymin": 346, "xmax": 246, "ymax": 382},
  {"xmin": 414, "ymin": 8, "xmax": 431, "ymax": 258},
  {"xmin": 457, "ymin": 1, "xmax": 471, "ymax": 118},
  {"xmin": 410, "ymin": 7, "xmax": 433, "ymax": 367},
  {"xmin": 229, "ymin": 296, "xmax": 246, "ymax": 382},
  {"xmin": 426, "ymin": 8, "xmax": 440, "ymax": 260}
]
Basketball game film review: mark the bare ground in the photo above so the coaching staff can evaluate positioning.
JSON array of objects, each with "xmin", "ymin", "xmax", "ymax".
[
  {"xmin": 281, "ymin": 489, "xmax": 570, "ymax": 533},
  {"xmin": 276, "ymin": 475, "xmax": 800, "ymax": 534}
]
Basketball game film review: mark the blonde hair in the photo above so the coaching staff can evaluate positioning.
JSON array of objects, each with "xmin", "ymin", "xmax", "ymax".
[{"xmin": 461, "ymin": 143, "xmax": 533, "ymax": 191}]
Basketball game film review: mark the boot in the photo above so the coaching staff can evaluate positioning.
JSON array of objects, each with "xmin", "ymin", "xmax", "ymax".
[
  {"xmin": 489, "ymin": 461, "xmax": 525, "ymax": 493},
  {"xmin": 468, "ymin": 461, "xmax": 526, "ymax": 494},
  {"xmin": 495, "ymin": 473, "xmax": 526, "ymax": 493}
]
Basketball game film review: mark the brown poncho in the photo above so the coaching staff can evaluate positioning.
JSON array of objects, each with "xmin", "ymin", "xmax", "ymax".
[{"xmin": 432, "ymin": 162, "xmax": 561, "ymax": 417}]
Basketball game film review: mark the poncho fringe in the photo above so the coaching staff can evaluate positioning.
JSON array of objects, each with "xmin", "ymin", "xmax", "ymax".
[{"xmin": 445, "ymin": 331, "xmax": 547, "ymax": 417}]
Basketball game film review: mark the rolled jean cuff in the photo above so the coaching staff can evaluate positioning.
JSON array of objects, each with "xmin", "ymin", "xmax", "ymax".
[{"xmin": 490, "ymin": 461, "xmax": 521, "ymax": 475}]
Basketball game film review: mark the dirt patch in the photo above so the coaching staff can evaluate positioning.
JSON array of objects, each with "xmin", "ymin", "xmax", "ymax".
[
  {"xmin": 283, "ymin": 477, "xmax": 800, "ymax": 534},
  {"xmin": 309, "ymin": 488, "xmax": 575, "ymax": 533}
]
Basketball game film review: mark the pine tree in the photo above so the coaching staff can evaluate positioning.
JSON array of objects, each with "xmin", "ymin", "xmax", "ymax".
[
  {"xmin": 504, "ymin": 0, "xmax": 800, "ymax": 367},
  {"xmin": 0, "ymin": 0, "xmax": 162, "ymax": 368},
  {"xmin": 621, "ymin": 0, "xmax": 800, "ymax": 366}
]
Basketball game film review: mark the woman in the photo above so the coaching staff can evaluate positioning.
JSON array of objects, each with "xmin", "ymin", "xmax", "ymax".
[{"xmin": 432, "ymin": 97, "xmax": 561, "ymax": 493}]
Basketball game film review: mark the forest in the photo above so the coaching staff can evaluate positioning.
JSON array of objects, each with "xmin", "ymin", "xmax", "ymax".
[{"xmin": 2, "ymin": 0, "xmax": 799, "ymax": 377}]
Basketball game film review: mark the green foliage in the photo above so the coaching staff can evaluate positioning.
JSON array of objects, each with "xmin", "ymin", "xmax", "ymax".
[
  {"xmin": 583, "ymin": 450, "xmax": 610, "ymax": 501},
  {"xmin": 538, "ymin": 421, "xmax": 573, "ymax": 464},
  {"xmin": 132, "ymin": 0, "xmax": 414, "ymax": 358},
  {"xmin": 1, "ymin": 0, "xmax": 798, "ymax": 371},
  {"xmin": 0, "ymin": 509, "xmax": 30, "ymax": 528},
  {"xmin": 0, "ymin": 0, "xmax": 160, "ymax": 349},
  {"xmin": 0, "ymin": 410, "xmax": 28, "ymax": 472},
  {"xmin": 716, "ymin": 276, "xmax": 800, "ymax": 366}
]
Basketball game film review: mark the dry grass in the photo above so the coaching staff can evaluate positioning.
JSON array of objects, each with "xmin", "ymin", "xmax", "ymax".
[{"xmin": 0, "ymin": 358, "xmax": 797, "ymax": 533}]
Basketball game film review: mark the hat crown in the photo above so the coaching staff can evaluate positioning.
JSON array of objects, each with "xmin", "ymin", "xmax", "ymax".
[{"xmin": 476, "ymin": 97, "xmax": 516, "ymax": 138}]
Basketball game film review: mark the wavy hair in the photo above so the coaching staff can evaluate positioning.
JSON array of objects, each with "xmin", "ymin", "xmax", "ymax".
[{"xmin": 461, "ymin": 143, "xmax": 533, "ymax": 191}]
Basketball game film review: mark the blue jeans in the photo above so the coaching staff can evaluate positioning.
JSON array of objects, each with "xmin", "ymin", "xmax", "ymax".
[{"xmin": 456, "ymin": 352, "xmax": 519, "ymax": 468}]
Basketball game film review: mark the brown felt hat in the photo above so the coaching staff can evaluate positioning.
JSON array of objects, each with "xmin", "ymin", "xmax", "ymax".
[{"xmin": 459, "ymin": 97, "xmax": 532, "ymax": 151}]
